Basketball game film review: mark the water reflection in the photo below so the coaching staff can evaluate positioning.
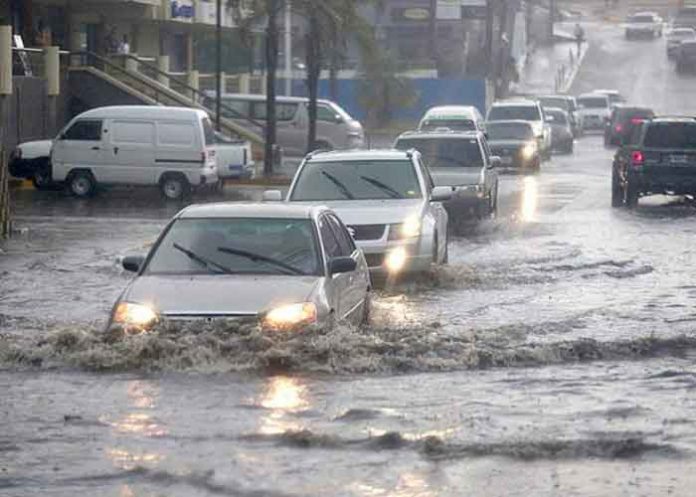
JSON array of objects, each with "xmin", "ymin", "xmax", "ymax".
[
  {"xmin": 258, "ymin": 376, "xmax": 309, "ymax": 435},
  {"xmin": 521, "ymin": 176, "xmax": 538, "ymax": 222},
  {"xmin": 350, "ymin": 470, "xmax": 437, "ymax": 497}
]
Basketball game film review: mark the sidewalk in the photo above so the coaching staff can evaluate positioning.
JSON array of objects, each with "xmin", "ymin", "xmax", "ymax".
[{"xmin": 515, "ymin": 36, "xmax": 589, "ymax": 95}]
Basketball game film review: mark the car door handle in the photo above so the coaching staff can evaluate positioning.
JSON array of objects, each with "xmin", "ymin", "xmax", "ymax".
[
  {"xmin": 113, "ymin": 147, "xmax": 119, "ymax": 155},
  {"xmin": 91, "ymin": 146, "xmax": 100, "ymax": 151}
]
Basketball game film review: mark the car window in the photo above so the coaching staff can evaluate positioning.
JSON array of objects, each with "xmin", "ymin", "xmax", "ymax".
[
  {"xmin": 420, "ymin": 118, "xmax": 476, "ymax": 131},
  {"xmin": 539, "ymin": 98, "xmax": 569, "ymax": 111},
  {"xmin": 220, "ymin": 99, "xmax": 250, "ymax": 119},
  {"xmin": 488, "ymin": 105, "xmax": 541, "ymax": 121},
  {"xmin": 290, "ymin": 159, "xmax": 422, "ymax": 201},
  {"xmin": 327, "ymin": 215, "xmax": 355, "ymax": 256},
  {"xmin": 201, "ymin": 118, "xmax": 216, "ymax": 146},
  {"xmin": 251, "ymin": 102, "xmax": 297, "ymax": 121},
  {"xmin": 577, "ymin": 97, "xmax": 608, "ymax": 109},
  {"xmin": 146, "ymin": 218, "xmax": 321, "ymax": 276},
  {"xmin": 643, "ymin": 123, "xmax": 696, "ymax": 149},
  {"xmin": 395, "ymin": 137, "xmax": 484, "ymax": 168},
  {"xmin": 319, "ymin": 216, "xmax": 342, "ymax": 259},
  {"xmin": 486, "ymin": 122, "xmax": 534, "ymax": 140},
  {"xmin": 63, "ymin": 120, "xmax": 102, "ymax": 141},
  {"xmin": 317, "ymin": 104, "xmax": 340, "ymax": 123}
]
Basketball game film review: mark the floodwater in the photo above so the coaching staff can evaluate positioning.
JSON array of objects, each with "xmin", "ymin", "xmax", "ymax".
[{"xmin": 3, "ymin": 20, "xmax": 696, "ymax": 497}]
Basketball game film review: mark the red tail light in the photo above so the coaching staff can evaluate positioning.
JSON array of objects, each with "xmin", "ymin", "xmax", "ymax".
[
  {"xmin": 615, "ymin": 124, "xmax": 623, "ymax": 132},
  {"xmin": 632, "ymin": 150, "xmax": 644, "ymax": 166},
  {"xmin": 630, "ymin": 118, "xmax": 643, "ymax": 125}
]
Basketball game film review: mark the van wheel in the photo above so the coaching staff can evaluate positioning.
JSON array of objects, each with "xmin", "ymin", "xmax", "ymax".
[
  {"xmin": 68, "ymin": 171, "xmax": 96, "ymax": 198},
  {"xmin": 160, "ymin": 174, "xmax": 189, "ymax": 201}
]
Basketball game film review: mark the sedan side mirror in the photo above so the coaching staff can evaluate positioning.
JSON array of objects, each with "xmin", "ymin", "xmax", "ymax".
[
  {"xmin": 122, "ymin": 255, "xmax": 145, "ymax": 273},
  {"xmin": 489, "ymin": 156, "xmax": 502, "ymax": 169},
  {"xmin": 263, "ymin": 190, "xmax": 283, "ymax": 202},
  {"xmin": 431, "ymin": 186, "xmax": 452, "ymax": 202},
  {"xmin": 329, "ymin": 256, "xmax": 357, "ymax": 275}
]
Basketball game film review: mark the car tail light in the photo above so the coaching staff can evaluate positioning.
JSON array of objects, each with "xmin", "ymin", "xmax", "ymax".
[
  {"xmin": 615, "ymin": 124, "xmax": 623, "ymax": 132},
  {"xmin": 630, "ymin": 118, "xmax": 643, "ymax": 125},
  {"xmin": 632, "ymin": 150, "xmax": 644, "ymax": 166}
]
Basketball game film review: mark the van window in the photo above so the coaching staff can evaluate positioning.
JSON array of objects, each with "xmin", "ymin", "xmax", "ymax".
[
  {"xmin": 63, "ymin": 120, "xmax": 102, "ymax": 141},
  {"xmin": 112, "ymin": 120, "xmax": 154, "ymax": 145},
  {"xmin": 201, "ymin": 118, "xmax": 216, "ymax": 146},
  {"xmin": 317, "ymin": 104, "xmax": 340, "ymax": 123},
  {"xmin": 251, "ymin": 102, "xmax": 297, "ymax": 121},
  {"xmin": 158, "ymin": 122, "xmax": 196, "ymax": 147},
  {"xmin": 220, "ymin": 99, "xmax": 250, "ymax": 119}
]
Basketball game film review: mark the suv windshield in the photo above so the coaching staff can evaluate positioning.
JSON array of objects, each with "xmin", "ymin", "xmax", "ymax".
[
  {"xmin": 146, "ymin": 218, "xmax": 321, "ymax": 276},
  {"xmin": 643, "ymin": 122, "xmax": 696, "ymax": 149},
  {"xmin": 290, "ymin": 160, "xmax": 422, "ymax": 201},
  {"xmin": 488, "ymin": 105, "xmax": 541, "ymax": 121},
  {"xmin": 578, "ymin": 97, "xmax": 609, "ymax": 109},
  {"xmin": 487, "ymin": 122, "xmax": 534, "ymax": 140},
  {"xmin": 420, "ymin": 118, "xmax": 476, "ymax": 131},
  {"xmin": 395, "ymin": 137, "xmax": 484, "ymax": 168}
]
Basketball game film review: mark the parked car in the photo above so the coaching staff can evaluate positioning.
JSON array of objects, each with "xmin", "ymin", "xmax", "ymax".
[
  {"xmin": 604, "ymin": 105, "xmax": 655, "ymax": 146},
  {"xmin": 212, "ymin": 132, "xmax": 254, "ymax": 180},
  {"xmin": 50, "ymin": 106, "xmax": 218, "ymax": 200},
  {"xmin": 109, "ymin": 203, "xmax": 371, "ymax": 332},
  {"xmin": 576, "ymin": 93, "xmax": 611, "ymax": 131},
  {"xmin": 206, "ymin": 93, "xmax": 365, "ymax": 156},
  {"xmin": 393, "ymin": 129, "xmax": 500, "ymax": 226},
  {"xmin": 666, "ymin": 27, "xmax": 696, "ymax": 57},
  {"xmin": 486, "ymin": 99, "xmax": 551, "ymax": 160},
  {"xmin": 625, "ymin": 12, "xmax": 663, "ymax": 39},
  {"xmin": 676, "ymin": 40, "xmax": 696, "ymax": 73},
  {"xmin": 268, "ymin": 149, "xmax": 451, "ymax": 276},
  {"xmin": 537, "ymin": 94, "xmax": 581, "ymax": 137},
  {"xmin": 544, "ymin": 107, "xmax": 574, "ymax": 153},
  {"xmin": 611, "ymin": 116, "xmax": 696, "ymax": 208},
  {"xmin": 417, "ymin": 106, "xmax": 487, "ymax": 133},
  {"xmin": 7, "ymin": 139, "xmax": 53, "ymax": 189},
  {"xmin": 485, "ymin": 120, "xmax": 542, "ymax": 172}
]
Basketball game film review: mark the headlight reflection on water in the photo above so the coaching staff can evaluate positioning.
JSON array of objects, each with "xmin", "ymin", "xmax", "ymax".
[
  {"xmin": 521, "ymin": 176, "xmax": 538, "ymax": 222},
  {"xmin": 258, "ymin": 376, "xmax": 310, "ymax": 435}
]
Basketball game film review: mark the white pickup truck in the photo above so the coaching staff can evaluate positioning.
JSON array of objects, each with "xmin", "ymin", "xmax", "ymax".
[
  {"xmin": 8, "ymin": 132, "xmax": 254, "ymax": 189},
  {"xmin": 625, "ymin": 12, "xmax": 663, "ymax": 39}
]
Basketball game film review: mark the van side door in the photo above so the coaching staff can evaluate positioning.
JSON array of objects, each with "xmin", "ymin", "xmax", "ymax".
[
  {"xmin": 107, "ymin": 119, "xmax": 156, "ymax": 184},
  {"xmin": 155, "ymin": 120, "xmax": 202, "ymax": 184},
  {"xmin": 52, "ymin": 119, "xmax": 104, "ymax": 182}
]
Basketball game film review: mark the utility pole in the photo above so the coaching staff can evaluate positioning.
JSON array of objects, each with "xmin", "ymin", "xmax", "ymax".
[
  {"xmin": 215, "ymin": 0, "xmax": 222, "ymax": 131},
  {"xmin": 485, "ymin": 0, "xmax": 494, "ymax": 76},
  {"xmin": 284, "ymin": 0, "xmax": 292, "ymax": 96},
  {"xmin": 429, "ymin": 0, "xmax": 437, "ymax": 67},
  {"xmin": 548, "ymin": 0, "xmax": 555, "ymax": 44}
]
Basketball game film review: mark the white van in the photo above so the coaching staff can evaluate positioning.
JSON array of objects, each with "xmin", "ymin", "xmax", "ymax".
[
  {"xmin": 51, "ymin": 106, "xmax": 218, "ymax": 200},
  {"xmin": 205, "ymin": 93, "xmax": 365, "ymax": 156}
]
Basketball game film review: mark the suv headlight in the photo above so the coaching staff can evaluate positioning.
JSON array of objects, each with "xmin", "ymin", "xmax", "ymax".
[
  {"xmin": 388, "ymin": 216, "xmax": 421, "ymax": 240},
  {"xmin": 112, "ymin": 302, "xmax": 159, "ymax": 330},
  {"xmin": 521, "ymin": 143, "xmax": 537, "ymax": 159},
  {"xmin": 263, "ymin": 302, "xmax": 317, "ymax": 331}
]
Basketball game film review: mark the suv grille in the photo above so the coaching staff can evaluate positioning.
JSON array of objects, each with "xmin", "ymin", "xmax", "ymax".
[{"xmin": 348, "ymin": 224, "xmax": 386, "ymax": 241}]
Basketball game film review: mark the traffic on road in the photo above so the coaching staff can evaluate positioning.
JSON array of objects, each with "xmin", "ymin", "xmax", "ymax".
[{"xmin": 4, "ymin": 7, "xmax": 696, "ymax": 497}]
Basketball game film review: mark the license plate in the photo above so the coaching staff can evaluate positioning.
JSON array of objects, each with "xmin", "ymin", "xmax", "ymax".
[{"xmin": 670, "ymin": 155, "xmax": 688, "ymax": 164}]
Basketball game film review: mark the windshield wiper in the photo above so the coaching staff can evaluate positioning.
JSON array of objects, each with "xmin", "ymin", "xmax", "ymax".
[
  {"xmin": 359, "ymin": 175, "xmax": 402, "ymax": 199},
  {"xmin": 217, "ymin": 246, "xmax": 306, "ymax": 275},
  {"xmin": 321, "ymin": 171, "xmax": 355, "ymax": 200},
  {"xmin": 173, "ymin": 243, "xmax": 234, "ymax": 274}
]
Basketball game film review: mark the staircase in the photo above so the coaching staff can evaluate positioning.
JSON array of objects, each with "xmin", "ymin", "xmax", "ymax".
[{"xmin": 67, "ymin": 52, "xmax": 266, "ymax": 158}]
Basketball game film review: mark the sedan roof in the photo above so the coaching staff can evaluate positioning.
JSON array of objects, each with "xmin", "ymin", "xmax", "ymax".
[{"xmin": 178, "ymin": 202, "xmax": 327, "ymax": 219}]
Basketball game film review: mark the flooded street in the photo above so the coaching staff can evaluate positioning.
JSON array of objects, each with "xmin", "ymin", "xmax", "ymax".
[{"xmin": 4, "ymin": 21, "xmax": 696, "ymax": 497}]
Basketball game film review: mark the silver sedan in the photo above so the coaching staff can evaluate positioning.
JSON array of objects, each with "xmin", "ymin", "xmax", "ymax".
[{"xmin": 108, "ymin": 203, "xmax": 371, "ymax": 333}]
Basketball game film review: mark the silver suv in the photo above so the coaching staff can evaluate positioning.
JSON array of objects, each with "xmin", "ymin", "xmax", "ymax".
[{"xmin": 486, "ymin": 99, "xmax": 551, "ymax": 160}]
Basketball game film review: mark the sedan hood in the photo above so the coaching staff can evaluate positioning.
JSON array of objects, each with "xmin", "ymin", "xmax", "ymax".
[
  {"xmin": 123, "ymin": 274, "xmax": 322, "ymax": 316},
  {"xmin": 429, "ymin": 167, "xmax": 482, "ymax": 187},
  {"xmin": 311, "ymin": 199, "xmax": 424, "ymax": 225},
  {"xmin": 488, "ymin": 139, "xmax": 530, "ymax": 148}
]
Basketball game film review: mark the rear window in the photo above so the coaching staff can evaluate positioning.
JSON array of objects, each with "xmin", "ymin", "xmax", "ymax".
[
  {"xmin": 628, "ymin": 15, "xmax": 653, "ymax": 23},
  {"xmin": 616, "ymin": 108, "xmax": 654, "ymax": 121},
  {"xmin": 539, "ymin": 98, "xmax": 569, "ymax": 111},
  {"xmin": 488, "ymin": 105, "xmax": 540, "ymax": 121},
  {"xmin": 547, "ymin": 111, "xmax": 567, "ymax": 124},
  {"xmin": 202, "ymin": 118, "xmax": 216, "ymax": 146},
  {"xmin": 577, "ymin": 97, "xmax": 608, "ymax": 109},
  {"xmin": 420, "ymin": 119, "xmax": 476, "ymax": 131},
  {"xmin": 395, "ymin": 137, "xmax": 484, "ymax": 168},
  {"xmin": 643, "ymin": 122, "xmax": 696, "ymax": 149}
]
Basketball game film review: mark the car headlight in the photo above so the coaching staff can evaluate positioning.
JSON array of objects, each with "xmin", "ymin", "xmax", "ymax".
[
  {"xmin": 263, "ymin": 302, "xmax": 317, "ymax": 331},
  {"xmin": 112, "ymin": 302, "xmax": 159, "ymax": 329},
  {"xmin": 521, "ymin": 143, "xmax": 537, "ymax": 159},
  {"xmin": 389, "ymin": 216, "xmax": 421, "ymax": 240},
  {"xmin": 385, "ymin": 247, "xmax": 408, "ymax": 274}
]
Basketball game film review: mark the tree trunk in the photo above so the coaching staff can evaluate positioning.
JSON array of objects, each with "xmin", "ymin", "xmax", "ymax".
[
  {"xmin": 264, "ymin": 0, "xmax": 279, "ymax": 177},
  {"xmin": 305, "ymin": 11, "xmax": 320, "ymax": 153}
]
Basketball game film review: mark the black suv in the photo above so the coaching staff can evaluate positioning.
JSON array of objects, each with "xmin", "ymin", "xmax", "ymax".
[
  {"xmin": 604, "ymin": 106, "xmax": 654, "ymax": 147},
  {"xmin": 612, "ymin": 117, "xmax": 696, "ymax": 208}
]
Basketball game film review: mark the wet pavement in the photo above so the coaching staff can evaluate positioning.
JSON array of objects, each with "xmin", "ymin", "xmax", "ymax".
[{"xmin": 3, "ymin": 20, "xmax": 696, "ymax": 497}]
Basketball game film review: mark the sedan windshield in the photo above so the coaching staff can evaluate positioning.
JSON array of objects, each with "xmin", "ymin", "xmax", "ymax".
[
  {"xmin": 145, "ymin": 218, "xmax": 321, "ymax": 276},
  {"xmin": 578, "ymin": 97, "xmax": 608, "ymax": 109},
  {"xmin": 487, "ymin": 122, "xmax": 534, "ymax": 140},
  {"xmin": 290, "ymin": 160, "xmax": 422, "ymax": 201},
  {"xmin": 395, "ymin": 137, "xmax": 483, "ymax": 168},
  {"xmin": 488, "ymin": 105, "xmax": 541, "ymax": 121}
]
